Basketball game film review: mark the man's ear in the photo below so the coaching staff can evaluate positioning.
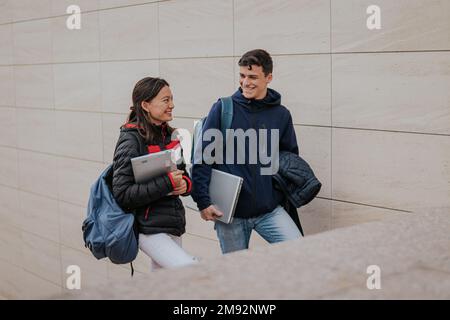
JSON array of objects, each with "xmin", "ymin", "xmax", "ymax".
[{"xmin": 266, "ymin": 73, "xmax": 273, "ymax": 84}]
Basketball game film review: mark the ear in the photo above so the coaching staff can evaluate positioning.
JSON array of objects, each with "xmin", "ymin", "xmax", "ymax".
[
  {"xmin": 266, "ymin": 73, "xmax": 273, "ymax": 84},
  {"xmin": 141, "ymin": 101, "xmax": 150, "ymax": 113}
]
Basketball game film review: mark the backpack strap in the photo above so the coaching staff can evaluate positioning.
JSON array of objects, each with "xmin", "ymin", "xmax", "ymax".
[
  {"xmin": 219, "ymin": 96, "xmax": 233, "ymax": 138},
  {"xmin": 191, "ymin": 97, "xmax": 233, "ymax": 166},
  {"xmin": 128, "ymin": 130, "xmax": 147, "ymax": 155},
  {"xmin": 116, "ymin": 130, "xmax": 143, "ymax": 275},
  {"xmin": 127, "ymin": 133, "xmax": 141, "ymax": 277}
]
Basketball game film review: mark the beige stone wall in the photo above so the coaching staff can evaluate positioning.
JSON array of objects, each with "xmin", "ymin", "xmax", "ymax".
[{"xmin": 0, "ymin": 0, "xmax": 448, "ymax": 298}]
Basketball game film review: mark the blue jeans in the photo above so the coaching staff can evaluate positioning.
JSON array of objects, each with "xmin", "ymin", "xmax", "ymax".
[{"xmin": 214, "ymin": 205, "xmax": 302, "ymax": 254}]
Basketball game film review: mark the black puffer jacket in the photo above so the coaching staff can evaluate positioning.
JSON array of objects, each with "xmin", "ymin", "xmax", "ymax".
[
  {"xmin": 273, "ymin": 151, "xmax": 322, "ymax": 236},
  {"xmin": 112, "ymin": 122, "xmax": 192, "ymax": 236},
  {"xmin": 273, "ymin": 151, "xmax": 322, "ymax": 209}
]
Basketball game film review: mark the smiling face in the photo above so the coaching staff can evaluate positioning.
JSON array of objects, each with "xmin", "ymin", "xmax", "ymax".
[
  {"xmin": 239, "ymin": 65, "xmax": 272, "ymax": 100},
  {"xmin": 141, "ymin": 85, "xmax": 174, "ymax": 125}
]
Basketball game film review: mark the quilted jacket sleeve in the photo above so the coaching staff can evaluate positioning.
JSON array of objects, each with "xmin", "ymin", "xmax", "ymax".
[{"xmin": 112, "ymin": 131, "xmax": 174, "ymax": 210}]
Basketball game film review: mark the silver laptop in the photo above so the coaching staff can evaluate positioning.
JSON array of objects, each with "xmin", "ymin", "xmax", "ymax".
[
  {"xmin": 131, "ymin": 150, "xmax": 177, "ymax": 184},
  {"xmin": 209, "ymin": 169, "xmax": 243, "ymax": 224}
]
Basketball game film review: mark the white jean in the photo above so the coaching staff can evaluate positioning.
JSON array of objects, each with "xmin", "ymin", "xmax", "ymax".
[{"xmin": 138, "ymin": 233, "xmax": 198, "ymax": 271}]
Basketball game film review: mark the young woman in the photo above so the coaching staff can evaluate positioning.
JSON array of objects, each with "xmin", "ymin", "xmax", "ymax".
[{"xmin": 112, "ymin": 77, "xmax": 197, "ymax": 271}]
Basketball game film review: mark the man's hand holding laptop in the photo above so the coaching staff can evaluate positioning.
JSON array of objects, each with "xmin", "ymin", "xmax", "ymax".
[{"xmin": 200, "ymin": 205, "xmax": 223, "ymax": 221}]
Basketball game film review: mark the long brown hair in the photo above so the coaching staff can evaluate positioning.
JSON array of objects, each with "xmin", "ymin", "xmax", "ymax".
[{"xmin": 126, "ymin": 77, "xmax": 174, "ymax": 144}]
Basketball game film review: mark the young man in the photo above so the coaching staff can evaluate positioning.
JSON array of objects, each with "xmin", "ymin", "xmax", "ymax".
[{"xmin": 191, "ymin": 49, "xmax": 302, "ymax": 254}]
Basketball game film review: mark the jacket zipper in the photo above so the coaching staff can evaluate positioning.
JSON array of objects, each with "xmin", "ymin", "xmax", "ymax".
[{"xmin": 250, "ymin": 110, "xmax": 257, "ymax": 214}]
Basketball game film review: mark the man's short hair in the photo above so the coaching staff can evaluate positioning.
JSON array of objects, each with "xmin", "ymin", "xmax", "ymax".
[{"xmin": 238, "ymin": 49, "xmax": 273, "ymax": 76}]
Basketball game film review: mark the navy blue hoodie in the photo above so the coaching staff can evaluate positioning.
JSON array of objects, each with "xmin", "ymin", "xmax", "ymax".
[{"xmin": 191, "ymin": 87, "xmax": 299, "ymax": 219}]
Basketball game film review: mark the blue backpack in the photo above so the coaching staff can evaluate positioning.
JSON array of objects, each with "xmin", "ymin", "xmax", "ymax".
[
  {"xmin": 82, "ymin": 164, "xmax": 139, "ymax": 274},
  {"xmin": 191, "ymin": 96, "xmax": 233, "ymax": 165},
  {"xmin": 82, "ymin": 132, "xmax": 147, "ymax": 270}
]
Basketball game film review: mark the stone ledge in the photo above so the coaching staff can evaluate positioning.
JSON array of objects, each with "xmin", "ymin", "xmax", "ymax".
[{"xmin": 59, "ymin": 210, "xmax": 450, "ymax": 299}]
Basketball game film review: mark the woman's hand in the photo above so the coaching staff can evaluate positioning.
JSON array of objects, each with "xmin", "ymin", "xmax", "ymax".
[
  {"xmin": 171, "ymin": 178, "xmax": 187, "ymax": 195},
  {"xmin": 169, "ymin": 170, "xmax": 187, "ymax": 195},
  {"xmin": 169, "ymin": 169, "xmax": 183, "ymax": 186}
]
